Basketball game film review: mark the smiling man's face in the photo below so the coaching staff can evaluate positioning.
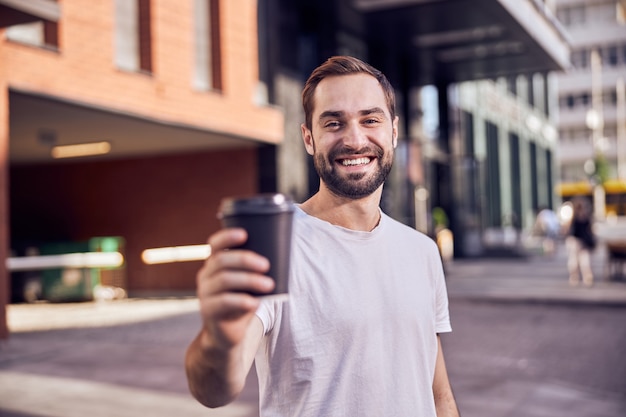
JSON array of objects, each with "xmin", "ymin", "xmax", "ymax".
[{"xmin": 301, "ymin": 73, "xmax": 398, "ymax": 199}]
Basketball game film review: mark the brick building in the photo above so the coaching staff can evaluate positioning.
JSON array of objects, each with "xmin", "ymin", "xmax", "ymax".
[{"xmin": 0, "ymin": 0, "xmax": 283, "ymax": 338}]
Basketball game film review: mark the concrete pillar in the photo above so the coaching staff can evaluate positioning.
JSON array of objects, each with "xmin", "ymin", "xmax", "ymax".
[
  {"xmin": 0, "ymin": 85, "xmax": 9, "ymax": 339},
  {"xmin": 435, "ymin": 80, "xmax": 457, "ymax": 252}
]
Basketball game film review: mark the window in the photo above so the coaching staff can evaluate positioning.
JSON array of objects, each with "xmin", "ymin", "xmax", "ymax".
[
  {"xmin": 506, "ymin": 76, "xmax": 517, "ymax": 96},
  {"xmin": 546, "ymin": 149, "xmax": 553, "ymax": 209},
  {"xmin": 569, "ymin": 5, "xmax": 586, "ymax": 25},
  {"xmin": 532, "ymin": 73, "xmax": 547, "ymax": 116},
  {"xmin": 138, "ymin": 0, "xmax": 152, "ymax": 72},
  {"xmin": 605, "ymin": 126, "xmax": 617, "ymax": 139},
  {"xmin": 606, "ymin": 90, "xmax": 618, "ymax": 105},
  {"xmin": 463, "ymin": 111, "xmax": 474, "ymax": 157},
  {"xmin": 559, "ymin": 91, "xmax": 617, "ymax": 111},
  {"xmin": 592, "ymin": 1, "xmax": 617, "ymax": 23},
  {"xmin": 6, "ymin": 20, "xmax": 59, "ymax": 49},
  {"xmin": 570, "ymin": 49, "xmax": 589, "ymax": 69},
  {"xmin": 557, "ymin": 5, "xmax": 586, "ymax": 26},
  {"xmin": 462, "ymin": 112, "xmax": 479, "ymax": 219},
  {"xmin": 606, "ymin": 45, "xmax": 619, "ymax": 66},
  {"xmin": 115, "ymin": 0, "xmax": 152, "ymax": 73},
  {"xmin": 529, "ymin": 142, "xmax": 538, "ymax": 212},
  {"xmin": 485, "ymin": 122, "xmax": 501, "ymax": 227},
  {"xmin": 509, "ymin": 133, "xmax": 522, "ymax": 227},
  {"xmin": 527, "ymin": 74, "xmax": 535, "ymax": 108},
  {"xmin": 193, "ymin": 0, "xmax": 221, "ymax": 91},
  {"xmin": 543, "ymin": 73, "xmax": 551, "ymax": 118},
  {"xmin": 573, "ymin": 128, "xmax": 588, "ymax": 141},
  {"xmin": 578, "ymin": 93, "xmax": 590, "ymax": 107}
]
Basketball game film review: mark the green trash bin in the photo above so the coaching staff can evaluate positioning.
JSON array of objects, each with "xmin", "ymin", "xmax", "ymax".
[
  {"xmin": 88, "ymin": 236, "xmax": 126, "ymax": 293},
  {"xmin": 38, "ymin": 237, "xmax": 125, "ymax": 302},
  {"xmin": 39, "ymin": 240, "xmax": 94, "ymax": 302}
]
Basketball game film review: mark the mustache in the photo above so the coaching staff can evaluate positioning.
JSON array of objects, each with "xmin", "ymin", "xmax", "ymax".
[{"xmin": 328, "ymin": 145, "xmax": 384, "ymax": 161}]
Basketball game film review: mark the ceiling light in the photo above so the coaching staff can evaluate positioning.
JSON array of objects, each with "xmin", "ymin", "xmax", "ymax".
[
  {"xmin": 414, "ymin": 25, "xmax": 504, "ymax": 48},
  {"xmin": 437, "ymin": 41, "xmax": 524, "ymax": 62},
  {"xmin": 51, "ymin": 141, "xmax": 111, "ymax": 159}
]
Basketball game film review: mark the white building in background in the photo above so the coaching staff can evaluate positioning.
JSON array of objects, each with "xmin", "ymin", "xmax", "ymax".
[
  {"xmin": 445, "ymin": 74, "xmax": 560, "ymax": 256},
  {"xmin": 554, "ymin": 0, "xmax": 626, "ymax": 184}
]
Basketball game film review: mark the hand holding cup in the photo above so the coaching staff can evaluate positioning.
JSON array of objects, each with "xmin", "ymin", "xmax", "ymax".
[{"xmin": 218, "ymin": 193, "xmax": 295, "ymax": 301}]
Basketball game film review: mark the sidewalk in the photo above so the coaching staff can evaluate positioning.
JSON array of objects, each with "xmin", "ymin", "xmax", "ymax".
[
  {"xmin": 0, "ymin": 243, "xmax": 624, "ymax": 417},
  {"xmin": 0, "ymin": 297, "xmax": 257, "ymax": 417},
  {"xmin": 445, "ymin": 242, "xmax": 626, "ymax": 306}
]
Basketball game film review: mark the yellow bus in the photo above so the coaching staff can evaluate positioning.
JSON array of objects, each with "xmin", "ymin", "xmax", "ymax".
[{"xmin": 556, "ymin": 179, "xmax": 626, "ymax": 217}]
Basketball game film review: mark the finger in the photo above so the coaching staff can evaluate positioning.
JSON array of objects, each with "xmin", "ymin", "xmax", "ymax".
[
  {"xmin": 199, "ymin": 269, "xmax": 275, "ymax": 297},
  {"xmin": 207, "ymin": 228, "xmax": 248, "ymax": 252},
  {"xmin": 201, "ymin": 291, "xmax": 261, "ymax": 320},
  {"xmin": 204, "ymin": 228, "xmax": 270, "ymax": 273},
  {"xmin": 209, "ymin": 247, "xmax": 269, "ymax": 271}
]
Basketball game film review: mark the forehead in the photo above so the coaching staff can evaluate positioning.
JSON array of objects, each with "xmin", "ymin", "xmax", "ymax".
[{"xmin": 313, "ymin": 73, "xmax": 389, "ymax": 118}]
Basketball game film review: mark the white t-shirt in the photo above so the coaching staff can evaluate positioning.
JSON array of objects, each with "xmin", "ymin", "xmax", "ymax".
[{"xmin": 255, "ymin": 206, "xmax": 452, "ymax": 417}]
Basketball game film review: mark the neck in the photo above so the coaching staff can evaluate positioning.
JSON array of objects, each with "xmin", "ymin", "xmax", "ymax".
[{"xmin": 300, "ymin": 185, "xmax": 383, "ymax": 232}]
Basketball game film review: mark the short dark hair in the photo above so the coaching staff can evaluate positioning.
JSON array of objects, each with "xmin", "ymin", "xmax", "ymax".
[{"xmin": 301, "ymin": 56, "xmax": 396, "ymax": 130}]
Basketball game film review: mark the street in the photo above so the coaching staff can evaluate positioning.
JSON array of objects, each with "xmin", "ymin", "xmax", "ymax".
[
  {"xmin": 444, "ymin": 299, "xmax": 626, "ymax": 416},
  {"xmin": 2, "ymin": 298, "xmax": 625, "ymax": 417},
  {"xmin": 2, "ymin": 246, "xmax": 626, "ymax": 416}
]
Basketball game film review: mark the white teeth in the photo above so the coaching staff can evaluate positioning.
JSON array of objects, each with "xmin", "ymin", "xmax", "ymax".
[{"xmin": 342, "ymin": 157, "xmax": 370, "ymax": 166}]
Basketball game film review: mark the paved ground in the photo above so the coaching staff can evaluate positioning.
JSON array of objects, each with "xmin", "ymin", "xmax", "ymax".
[
  {"xmin": 444, "ymin": 300, "xmax": 626, "ymax": 417},
  {"xmin": 445, "ymin": 244, "xmax": 626, "ymax": 305},
  {"xmin": 0, "ymin": 240, "xmax": 625, "ymax": 417}
]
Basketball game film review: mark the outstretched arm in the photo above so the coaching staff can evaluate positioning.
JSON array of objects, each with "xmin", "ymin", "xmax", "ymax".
[
  {"xmin": 185, "ymin": 315, "xmax": 264, "ymax": 407},
  {"xmin": 185, "ymin": 228, "xmax": 274, "ymax": 408},
  {"xmin": 432, "ymin": 335, "xmax": 460, "ymax": 417}
]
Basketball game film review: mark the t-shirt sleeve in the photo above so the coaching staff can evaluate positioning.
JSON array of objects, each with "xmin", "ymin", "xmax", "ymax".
[
  {"xmin": 255, "ymin": 298, "xmax": 281, "ymax": 335},
  {"xmin": 432, "ymin": 246, "xmax": 452, "ymax": 334}
]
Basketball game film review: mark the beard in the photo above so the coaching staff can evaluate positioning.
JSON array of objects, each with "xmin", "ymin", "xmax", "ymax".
[{"xmin": 312, "ymin": 141, "xmax": 394, "ymax": 199}]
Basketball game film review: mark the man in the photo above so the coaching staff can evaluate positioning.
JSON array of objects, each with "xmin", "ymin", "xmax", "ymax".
[{"xmin": 185, "ymin": 56, "xmax": 460, "ymax": 416}]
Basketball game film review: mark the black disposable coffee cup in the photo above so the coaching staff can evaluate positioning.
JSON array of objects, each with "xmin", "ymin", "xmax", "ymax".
[{"xmin": 218, "ymin": 193, "xmax": 295, "ymax": 300}]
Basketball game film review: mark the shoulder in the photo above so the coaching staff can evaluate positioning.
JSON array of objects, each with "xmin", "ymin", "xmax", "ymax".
[
  {"xmin": 293, "ymin": 205, "xmax": 317, "ymax": 231},
  {"xmin": 382, "ymin": 213, "xmax": 438, "ymax": 250}
]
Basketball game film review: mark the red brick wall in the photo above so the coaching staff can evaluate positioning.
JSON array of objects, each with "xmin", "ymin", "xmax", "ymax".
[
  {"xmin": 0, "ymin": 0, "xmax": 282, "ymax": 337},
  {"xmin": 10, "ymin": 148, "xmax": 259, "ymax": 293},
  {"xmin": 1, "ymin": 0, "xmax": 283, "ymax": 144}
]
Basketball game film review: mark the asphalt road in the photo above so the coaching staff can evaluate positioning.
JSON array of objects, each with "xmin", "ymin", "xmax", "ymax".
[
  {"xmin": 2, "ymin": 298, "xmax": 625, "ymax": 417},
  {"xmin": 444, "ymin": 299, "xmax": 626, "ymax": 417},
  {"xmin": 2, "ymin": 236, "xmax": 626, "ymax": 417}
]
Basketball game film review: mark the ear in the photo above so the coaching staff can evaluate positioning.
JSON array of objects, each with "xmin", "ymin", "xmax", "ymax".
[
  {"xmin": 392, "ymin": 116, "xmax": 399, "ymax": 149},
  {"xmin": 301, "ymin": 123, "xmax": 315, "ymax": 155}
]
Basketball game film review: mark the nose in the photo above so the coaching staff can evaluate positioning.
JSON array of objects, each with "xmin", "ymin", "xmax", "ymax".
[{"xmin": 342, "ymin": 121, "xmax": 369, "ymax": 150}]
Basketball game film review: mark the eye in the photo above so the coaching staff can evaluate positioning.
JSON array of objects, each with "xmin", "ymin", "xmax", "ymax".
[
  {"xmin": 324, "ymin": 120, "xmax": 342, "ymax": 129},
  {"xmin": 363, "ymin": 118, "xmax": 380, "ymax": 125}
]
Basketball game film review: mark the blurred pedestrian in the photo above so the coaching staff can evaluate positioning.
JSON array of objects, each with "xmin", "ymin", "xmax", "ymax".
[
  {"xmin": 185, "ymin": 56, "xmax": 460, "ymax": 416},
  {"xmin": 565, "ymin": 198, "xmax": 596, "ymax": 287},
  {"xmin": 534, "ymin": 206, "xmax": 560, "ymax": 256}
]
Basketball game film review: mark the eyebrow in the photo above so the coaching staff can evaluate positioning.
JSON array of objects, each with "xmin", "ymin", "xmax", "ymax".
[{"xmin": 318, "ymin": 107, "xmax": 387, "ymax": 120}]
